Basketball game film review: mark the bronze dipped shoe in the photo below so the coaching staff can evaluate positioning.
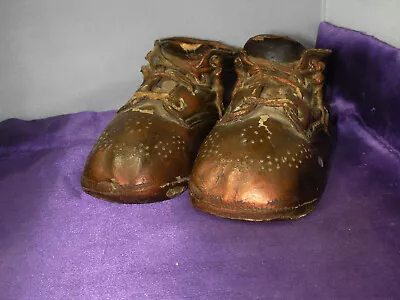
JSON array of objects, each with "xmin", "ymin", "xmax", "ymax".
[
  {"xmin": 189, "ymin": 35, "xmax": 332, "ymax": 221},
  {"xmin": 81, "ymin": 37, "xmax": 236, "ymax": 203}
]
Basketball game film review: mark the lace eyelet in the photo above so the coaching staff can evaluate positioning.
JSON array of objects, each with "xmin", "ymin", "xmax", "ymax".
[{"xmin": 209, "ymin": 55, "xmax": 221, "ymax": 68}]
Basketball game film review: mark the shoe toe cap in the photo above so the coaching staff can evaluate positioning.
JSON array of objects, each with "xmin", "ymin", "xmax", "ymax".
[
  {"xmin": 190, "ymin": 121, "xmax": 329, "ymax": 219},
  {"xmin": 82, "ymin": 112, "xmax": 192, "ymax": 202}
]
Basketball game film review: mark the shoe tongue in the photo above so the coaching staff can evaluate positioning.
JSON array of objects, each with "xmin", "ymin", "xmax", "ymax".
[{"xmin": 243, "ymin": 34, "xmax": 306, "ymax": 63}]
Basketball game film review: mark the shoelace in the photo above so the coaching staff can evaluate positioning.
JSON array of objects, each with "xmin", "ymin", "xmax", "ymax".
[
  {"xmin": 229, "ymin": 51, "xmax": 328, "ymax": 137},
  {"xmin": 119, "ymin": 46, "xmax": 227, "ymax": 117}
]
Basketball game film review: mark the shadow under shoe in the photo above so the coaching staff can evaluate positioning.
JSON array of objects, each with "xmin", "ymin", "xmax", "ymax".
[
  {"xmin": 189, "ymin": 34, "xmax": 332, "ymax": 221},
  {"xmin": 82, "ymin": 37, "xmax": 237, "ymax": 203}
]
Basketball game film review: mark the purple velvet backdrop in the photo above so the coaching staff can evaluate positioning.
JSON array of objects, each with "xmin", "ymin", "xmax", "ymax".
[{"xmin": 1, "ymin": 22, "xmax": 399, "ymax": 299}]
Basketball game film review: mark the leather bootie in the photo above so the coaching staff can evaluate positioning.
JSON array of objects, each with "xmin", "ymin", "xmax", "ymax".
[
  {"xmin": 82, "ymin": 37, "xmax": 236, "ymax": 203},
  {"xmin": 189, "ymin": 35, "xmax": 332, "ymax": 221}
]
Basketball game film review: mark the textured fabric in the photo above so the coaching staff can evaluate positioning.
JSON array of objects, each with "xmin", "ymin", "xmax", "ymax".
[
  {"xmin": 1, "ymin": 22, "xmax": 400, "ymax": 299},
  {"xmin": 317, "ymin": 22, "xmax": 400, "ymax": 152}
]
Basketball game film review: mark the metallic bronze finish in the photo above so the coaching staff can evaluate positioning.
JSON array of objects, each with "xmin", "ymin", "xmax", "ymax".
[
  {"xmin": 81, "ymin": 37, "xmax": 236, "ymax": 203},
  {"xmin": 189, "ymin": 35, "xmax": 332, "ymax": 221}
]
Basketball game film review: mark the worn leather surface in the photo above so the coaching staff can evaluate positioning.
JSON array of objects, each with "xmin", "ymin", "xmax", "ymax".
[
  {"xmin": 81, "ymin": 38, "xmax": 235, "ymax": 203},
  {"xmin": 190, "ymin": 35, "xmax": 332, "ymax": 220}
]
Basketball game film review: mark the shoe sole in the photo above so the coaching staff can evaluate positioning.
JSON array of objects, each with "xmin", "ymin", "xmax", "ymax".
[
  {"xmin": 81, "ymin": 176, "xmax": 187, "ymax": 204},
  {"xmin": 189, "ymin": 182, "xmax": 318, "ymax": 221}
]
